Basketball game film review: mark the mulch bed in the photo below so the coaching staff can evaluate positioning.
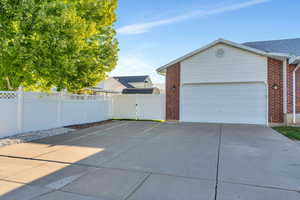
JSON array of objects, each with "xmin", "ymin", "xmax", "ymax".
[{"xmin": 64, "ymin": 120, "xmax": 113, "ymax": 130}]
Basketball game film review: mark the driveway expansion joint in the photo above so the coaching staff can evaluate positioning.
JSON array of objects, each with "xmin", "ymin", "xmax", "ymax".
[
  {"xmin": 31, "ymin": 190, "xmax": 55, "ymax": 200},
  {"xmin": 30, "ymin": 121, "xmax": 133, "ymax": 159},
  {"xmin": 214, "ymin": 124, "xmax": 222, "ymax": 200},
  {"xmin": 221, "ymin": 180, "xmax": 300, "ymax": 193},
  {"xmin": 53, "ymin": 189, "xmax": 103, "ymax": 200},
  {"xmin": 2, "ymin": 122, "xmax": 300, "ymax": 199},
  {"xmin": 0, "ymin": 153, "xmax": 216, "ymax": 184},
  {"xmin": 97, "ymin": 165, "xmax": 216, "ymax": 182},
  {"xmin": 124, "ymin": 172, "xmax": 152, "ymax": 200}
]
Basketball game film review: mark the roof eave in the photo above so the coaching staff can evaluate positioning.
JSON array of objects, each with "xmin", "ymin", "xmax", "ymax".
[
  {"xmin": 289, "ymin": 56, "xmax": 300, "ymax": 64},
  {"xmin": 156, "ymin": 38, "xmax": 291, "ymax": 75},
  {"xmin": 156, "ymin": 39, "xmax": 224, "ymax": 74},
  {"xmin": 266, "ymin": 52, "xmax": 291, "ymax": 61}
]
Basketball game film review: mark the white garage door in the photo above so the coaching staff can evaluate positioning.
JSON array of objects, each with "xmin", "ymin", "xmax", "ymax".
[{"xmin": 180, "ymin": 83, "xmax": 267, "ymax": 125}]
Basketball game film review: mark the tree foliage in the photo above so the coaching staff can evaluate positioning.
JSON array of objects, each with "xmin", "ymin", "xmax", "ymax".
[{"xmin": 0, "ymin": 0, "xmax": 118, "ymax": 92}]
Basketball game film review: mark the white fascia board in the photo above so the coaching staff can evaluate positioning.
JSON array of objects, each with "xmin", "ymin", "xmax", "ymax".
[
  {"xmin": 156, "ymin": 38, "xmax": 290, "ymax": 75},
  {"xmin": 156, "ymin": 39, "xmax": 223, "ymax": 74},
  {"xmin": 289, "ymin": 56, "xmax": 300, "ymax": 64}
]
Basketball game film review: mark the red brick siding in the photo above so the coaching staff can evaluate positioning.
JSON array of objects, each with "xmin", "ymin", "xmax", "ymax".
[
  {"xmin": 166, "ymin": 63, "xmax": 180, "ymax": 120},
  {"xmin": 287, "ymin": 64, "xmax": 300, "ymax": 113},
  {"xmin": 268, "ymin": 58, "xmax": 284, "ymax": 123}
]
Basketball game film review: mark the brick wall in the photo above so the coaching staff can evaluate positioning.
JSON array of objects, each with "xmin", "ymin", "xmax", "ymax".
[
  {"xmin": 268, "ymin": 58, "xmax": 284, "ymax": 123},
  {"xmin": 166, "ymin": 63, "xmax": 180, "ymax": 120},
  {"xmin": 165, "ymin": 58, "xmax": 290, "ymax": 123},
  {"xmin": 287, "ymin": 64, "xmax": 300, "ymax": 113}
]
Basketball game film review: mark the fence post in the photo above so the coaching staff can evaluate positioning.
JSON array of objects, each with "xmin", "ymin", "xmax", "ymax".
[
  {"xmin": 84, "ymin": 94, "xmax": 88, "ymax": 122},
  {"xmin": 57, "ymin": 92, "xmax": 63, "ymax": 127},
  {"xmin": 17, "ymin": 87, "xmax": 24, "ymax": 134},
  {"xmin": 111, "ymin": 95, "xmax": 114, "ymax": 119},
  {"xmin": 106, "ymin": 94, "xmax": 110, "ymax": 117}
]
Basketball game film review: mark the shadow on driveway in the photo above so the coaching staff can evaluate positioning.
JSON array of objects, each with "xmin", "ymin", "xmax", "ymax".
[{"xmin": 0, "ymin": 121, "xmax": 299, "ymax": 200}]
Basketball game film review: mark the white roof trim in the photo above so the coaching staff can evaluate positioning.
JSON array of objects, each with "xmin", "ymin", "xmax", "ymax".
[
  {"xmin": 156, "ymin": 38, "xmax": 289, "ymax": 74},
  {"xmin": 289, "ymin": 56, "xmax": 300, "ymax": 64}
]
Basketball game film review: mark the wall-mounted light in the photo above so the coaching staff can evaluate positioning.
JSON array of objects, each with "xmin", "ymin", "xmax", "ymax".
[{"xmin": 272, "ymin": 84, "xmax": 279, "ymax": 90}]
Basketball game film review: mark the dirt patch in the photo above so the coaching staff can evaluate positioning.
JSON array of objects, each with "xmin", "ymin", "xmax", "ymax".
[
  {"xmin": 64, "ymin": 120, "xmax": 113, "ymax": 130},
  {"xmin": 0, "ymin": 127, "xmax": 74, "ymax": 147}
]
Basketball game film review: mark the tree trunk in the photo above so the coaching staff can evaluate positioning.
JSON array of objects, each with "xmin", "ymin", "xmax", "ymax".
[{"xmin": 6, "ymin": 77, "xmax": 13, "ymax": 90}]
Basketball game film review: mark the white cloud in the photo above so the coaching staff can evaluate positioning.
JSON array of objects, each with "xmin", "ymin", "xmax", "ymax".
[
  {"xmin": 117, "ymin": 0, "xmax": 270, "ymax": 35},
  {"xmin": 109, "ymin": 55, "xmax": 164, "ymax": 83}
]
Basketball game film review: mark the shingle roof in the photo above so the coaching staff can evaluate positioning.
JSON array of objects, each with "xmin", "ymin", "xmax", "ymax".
[
  {"xmin": 122, "ymin": 88, "xmax": 154, "ymax": 94},
  {"xmin": 243, "ymin": 38, "xmax": 300, "ymax": 56},
  {"xmin": 113, "ymin": 76, "xmax": 149, "ymax": 88}
]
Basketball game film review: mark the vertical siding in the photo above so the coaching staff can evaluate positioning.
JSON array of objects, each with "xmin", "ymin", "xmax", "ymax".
[
  {"xmin": 166, "ymin": 63, "xmax": 180, "ymax": 120},
  {"xmin": 268, "ymin": 58, "xmax": 284, "ymax": 123}
]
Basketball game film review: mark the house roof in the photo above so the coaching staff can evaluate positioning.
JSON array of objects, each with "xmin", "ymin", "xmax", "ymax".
[
  {"xmin": 156, "ymin": 38, "xmax": 293, "ymax": 75},
  {"xmin": 243, "ymin": 38, "xmax": 300, "ymax": 57},
  {"xmin": 113, "ymin": 76, "xmax": 149, "ymax": 88},
  {"xmin": 122, "ymin": 88, "xmax": 154, "ymax": 94}
]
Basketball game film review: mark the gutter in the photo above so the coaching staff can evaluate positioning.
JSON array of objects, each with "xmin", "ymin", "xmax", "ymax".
[
  {"xmin": 289, "ymin": 56, "xmax": 300, "ymax": 64},
  {"xmin": 292, "ymin": 63, "xmax": 300, "ymax": 124}
]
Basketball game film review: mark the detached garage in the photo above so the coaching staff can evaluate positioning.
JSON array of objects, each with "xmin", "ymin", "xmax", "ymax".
[{"xmin": 157, "ymin": 38, "xmax": 300, "ymax": 126}]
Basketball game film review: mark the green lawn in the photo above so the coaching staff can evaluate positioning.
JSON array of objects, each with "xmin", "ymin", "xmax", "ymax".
[{"xmin": 273, "ymin": 127, "xmax": 300, "ymax": 140}]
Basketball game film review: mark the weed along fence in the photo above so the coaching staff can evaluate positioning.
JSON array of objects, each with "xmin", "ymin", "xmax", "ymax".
[
  {"xmin": 111, "ymin": 94, "xmax": 165, "ymax": 121},
  {"xmin": 0, "ymin": 91, "xmax": 165, "ymax": 138},
  {"xmin": 0, "ymin": 91, "xmax": 110, "ymax": 138}
]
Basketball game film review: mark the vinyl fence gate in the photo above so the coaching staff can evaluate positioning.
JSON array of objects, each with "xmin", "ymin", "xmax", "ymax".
[{"xmin": 111, "ymin": 94, "xmax": 165, "ymax": 121}]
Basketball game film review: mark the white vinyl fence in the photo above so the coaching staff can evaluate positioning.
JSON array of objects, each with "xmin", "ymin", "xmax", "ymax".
[
  {"xmin": 0, "ymin": 91, "xmax": 110, "ymax": 138},
  {"xmin": 0, "ymin": 91, "xmax": 165, "ymax": 138},
  {"xmin": 112, "ymin": 94, "xmax": 165, "ymax": 121}
]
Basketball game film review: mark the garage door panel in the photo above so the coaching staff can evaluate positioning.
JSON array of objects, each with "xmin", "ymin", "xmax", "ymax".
[{"xmin": 180, "ymin": 83, "xmax": 267, "ymax": 125}]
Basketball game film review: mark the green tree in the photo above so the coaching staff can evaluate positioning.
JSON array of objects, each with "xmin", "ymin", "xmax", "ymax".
[{"xmin": 0, "ymin": 0, "xmax": 118, "ymax": 92}]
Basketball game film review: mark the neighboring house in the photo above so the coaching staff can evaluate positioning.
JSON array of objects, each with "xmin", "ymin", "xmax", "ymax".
[
  {"xmin": 96, "ymin": 75, "xmax": 159, "ymax": 94},
  {"xmin": 113, "ymin": 75, "xmax": 153, "ymax": 89},
  {"xmin": 95, "ymin": 77, "xmax": 126, "ymax": 93},
  {"xmin": 156, "ymin": 38, "xmax": 300, "ymax": 126},
  {"xmin": 153, "ymin": 83, "xmax": 165, "ymax": 94}
]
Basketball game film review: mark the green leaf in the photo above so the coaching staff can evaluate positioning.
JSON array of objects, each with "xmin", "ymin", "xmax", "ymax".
[{"xmin": 0, "ymin": 0, "xmax": 119, "ymax": 92}]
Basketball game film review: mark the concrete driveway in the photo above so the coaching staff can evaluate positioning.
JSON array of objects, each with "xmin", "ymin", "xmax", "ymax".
[{"xmin": 0, "ymin": 121, "xmax": 299, "ymax": 200}]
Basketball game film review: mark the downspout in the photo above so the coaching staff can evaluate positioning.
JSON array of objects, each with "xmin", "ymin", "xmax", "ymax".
[
  {"xmin": 283, "ymin": 59, "xmax": 287, "ymax": 121},
  {"xmin": 292, "ymin": 63, "xmax": 300, "ymax": 124}
]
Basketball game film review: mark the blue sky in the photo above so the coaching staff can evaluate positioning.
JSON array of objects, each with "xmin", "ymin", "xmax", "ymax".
[{"xmin": 109, "ymin": 0, "xmax": 300, "ymax": 83}]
